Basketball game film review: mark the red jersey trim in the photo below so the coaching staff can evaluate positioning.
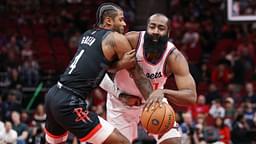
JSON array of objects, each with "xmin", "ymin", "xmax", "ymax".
[
  {"xmin": 44, "ymin": 128, "xmax": 68, "ymax": 139},
  {"xmin": 163, "ymin": 47, "xmax": 176, "ymax": 77},
  {"xmin": 80, "ymin": 123, "xmax": 102, "ymax": 142}
]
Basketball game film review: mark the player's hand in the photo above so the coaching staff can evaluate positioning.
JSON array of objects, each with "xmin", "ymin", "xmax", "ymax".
[
  {"xmin": 108, "ymin": 49, "xmax": 136, "ymax": 73},
  {"xmin": 119, "ymin": 49, "xmax": 136, "ymax": 69},
  {"xmin": 118, "ymin": 93, "xmax": 142, "ymax": 107},
  {"xmin": 144, "ymin": 89, "xmax": 165, "ymax": 111}
]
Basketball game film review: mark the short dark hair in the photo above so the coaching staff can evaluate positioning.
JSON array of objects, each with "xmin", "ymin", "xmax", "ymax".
[{"xmin": 96, "ymin": 3, "xmax": 122, "ymax": 26}]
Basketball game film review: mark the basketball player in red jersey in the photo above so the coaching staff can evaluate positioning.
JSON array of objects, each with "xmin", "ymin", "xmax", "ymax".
[{"xmin": 100, "ymin": 13, "xmax": 197, "ymax": 144}]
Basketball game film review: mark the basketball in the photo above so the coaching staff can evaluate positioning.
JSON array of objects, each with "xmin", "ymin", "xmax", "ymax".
[{"xmin": 140, "ymin": 103, "xmax": 175, "ymax": 135}]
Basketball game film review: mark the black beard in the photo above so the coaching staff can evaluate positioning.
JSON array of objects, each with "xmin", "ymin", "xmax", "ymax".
[{"xmin": 143, "ymin": 32, "xmax": 169, "ymax": 55}]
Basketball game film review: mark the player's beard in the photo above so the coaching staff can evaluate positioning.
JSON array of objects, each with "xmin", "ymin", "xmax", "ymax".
[
  {"xmin": 143, "ymin": 32, "xmax": 169, "ymax": 54},
  {"xmin": 113, "ymin": 25, "xmax": 124, "ymax": 34}
]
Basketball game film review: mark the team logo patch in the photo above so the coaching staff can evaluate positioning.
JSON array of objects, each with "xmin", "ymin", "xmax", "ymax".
[{"xmin": 73, "ymin": 108, "xmax": 92, "ymax": 123}]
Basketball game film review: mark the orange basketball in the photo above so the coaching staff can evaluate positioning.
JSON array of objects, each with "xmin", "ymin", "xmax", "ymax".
[{"xmin": 140, "ymin": 103, "xmax": 175, "ymax": 135}]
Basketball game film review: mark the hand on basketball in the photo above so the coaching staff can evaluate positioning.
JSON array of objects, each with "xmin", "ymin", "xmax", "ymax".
[
  {"xmin": 118, "ymin": 93, "xmax": 142, "ymax": 107},
  {"xmin": 144, "ymin": 89, "xmax": 165, "ymax": 111}
]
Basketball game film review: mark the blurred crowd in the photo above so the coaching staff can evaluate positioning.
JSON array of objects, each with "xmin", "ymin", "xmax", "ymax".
[{"xmin": 0, "ymin": 0, "xmax": 256, "ymax": 144}]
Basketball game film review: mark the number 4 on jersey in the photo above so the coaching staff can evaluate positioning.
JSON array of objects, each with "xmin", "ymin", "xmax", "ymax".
[{"xmin": 68, "ymin": 50, "xmax": 84, "ymax": 74}]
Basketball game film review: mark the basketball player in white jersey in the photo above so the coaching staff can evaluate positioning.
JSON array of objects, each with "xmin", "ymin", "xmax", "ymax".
[{"xmin": 100, "ymin": 13, "xmax": 197, "ymax": 144}]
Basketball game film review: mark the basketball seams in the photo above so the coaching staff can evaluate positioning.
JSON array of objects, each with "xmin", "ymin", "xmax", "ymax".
[
  {"xmin": 156, "ymin": 103, "xmax": 166, "ymax": 134},
  {"xmin": 146, "ymin": 105, "xmax": 159, "ymax": 131},
  {"xmin": 140, "ymin": 103, "xmax": 176, "ymax": 134}
]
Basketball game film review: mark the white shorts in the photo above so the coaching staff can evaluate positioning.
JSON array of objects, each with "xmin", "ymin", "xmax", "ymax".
[
  {"xmin": 152, "ymin": 122, "xmax": 181, "ymax": 144},
  {"xmin": 106, "ymin": 93, "xmax": 142, "ymax": 142},
  {"xmin": 106, "ymin": 94, "xmax": 181, "ymax": 143},
  {"xmin": 45, "ymin": 116, "xmax": 114, "ymax": 144}
]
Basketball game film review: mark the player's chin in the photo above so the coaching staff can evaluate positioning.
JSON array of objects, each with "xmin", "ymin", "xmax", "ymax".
[{"xmin": 119, "ymin": 28, "xmax": 125, "ymax": 34}]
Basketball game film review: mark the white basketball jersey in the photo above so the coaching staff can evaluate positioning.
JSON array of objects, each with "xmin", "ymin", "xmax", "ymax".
[{"xmin": 114, "ymin": 31, "xmax": 176, "ymax": 99}]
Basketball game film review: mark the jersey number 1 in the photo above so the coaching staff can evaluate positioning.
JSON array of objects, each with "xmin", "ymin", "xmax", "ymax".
[{"xmin": 68, "ymin": 50, "xmax": 84, "ymax": 74}]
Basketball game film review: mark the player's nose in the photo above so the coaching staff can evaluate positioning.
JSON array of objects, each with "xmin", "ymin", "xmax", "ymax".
[
  {"xmin": 152, "ymin": 28, "xmax": 159, "ymax": 34},
  {"xmin": 122, "ymin": 21, "xmax": 126, "ymax": 27}
]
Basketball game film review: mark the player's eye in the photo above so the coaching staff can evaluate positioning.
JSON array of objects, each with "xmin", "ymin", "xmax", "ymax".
[
  {"xmin": 158, "ymin": 26, "xmax": 166, "ymax": 31},
  {"xmin": 149, "ymin": 25, "xmax": 156, "ymax": 29}
]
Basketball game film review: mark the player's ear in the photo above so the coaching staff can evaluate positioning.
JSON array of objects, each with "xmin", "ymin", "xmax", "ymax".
[{"xmin": 104, "ymin": 16, "xmax": 113, "ymax": 26}]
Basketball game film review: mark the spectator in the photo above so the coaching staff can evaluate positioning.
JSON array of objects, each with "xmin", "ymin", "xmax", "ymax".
[
  {"xmin": 180, "ymin": 112, "xmax": 196, "ymax": 144},
  {"xmin": 2, "ymin": 91, "xmax": 22, "ymax": 121},
  {"xmin": 243, "ymin": 102, "xmax": 255, "ymax": 127},
  {"xmin": 224, "ymin": 97, "xmax": 235, "ymax": 128},
  {"xmin": 243, "ymin": 82, "xmax": 256, "ymax": 110},
  {"xmin": 209, "ymin": 99, "xmax": 225, "ymax": 119},
  {"xmin": 193, "ymin": 114, "xmax": 207, "ymax": 144},
  {"xmin": 21, "ymin": 40, "xmax": 33, "ymax": 60},
  {"xmin": 32, "ymin": 104, "xmax": 46, "ymax": 128},
  {"xmin": 8, "ymin": 67, "xmax": 22, "ymax": 89},
  {"xmin": 232, "ymin": 53, "xmax": 246, "ymax": 85},
  {"xmin": 203, "ymin": 126, "xmax": 220, "ymax": 144},
  {"xmin": 20, "ymin": 111, "xmax": 31, "ymax": 126},
  {"xmin": 6, "ymin": 35, "xmax": 20, "ymax": 53},
  {"xmin": 28, "ymin": 126, "xmax": 45, "ymax": 144},
  {"xmin": 211, "ymin": 62, "xmax": 232, "ymax": 87},
  {"xmin": 20, "ymin": 56, "xmax": 39, "ymax": 87},
  {"xmin": 237, "ymin": 38, "xmax": 255, "ymax": 64},
  {"xmin": 199, "ymin": 63, "xmax": 211, "ymax": 83},
  {"xmin": 205, "ymin": 83, "xmax": 221, "ymax": 104},
  {"xmin": 215, "ymin": 117, "xmax": 231, "ymax": 144},
  {"xmin": 232, "ymin": 114, "xmax": 252, "ymax": 143},
  {"xmin": 0, "ymin": 121, "xmax": 18, "ymax": 144},
  {"xmin": 224, "ymin": 83, "xmax": 242, "ymax": 105},
  {"xmin": 190, "ymin": 94, "xmax": 209, "ymax": 120},
  {"xmin": 11, "ymin": 111, "xmax": 29, "ymax": 144}
]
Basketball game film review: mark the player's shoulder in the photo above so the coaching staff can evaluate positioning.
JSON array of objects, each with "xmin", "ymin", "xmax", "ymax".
[
  {"xmin": 103, "ymin": 31, "xmax": 125, "ymax": 42},
  {"xmin": 125, "ymin": 31, "xmax": 142, "ymax": 49},
  {"xmin": 167, "ymin": 40, "xmax": 176, "ymax": 49},
  {"xmin": 125, "ymin": 31, "xmax": 140, "ymax": 37},
  {"xmin": 125, "ymin": 31, "xmax": 142, "ymax": 40},
  {"xmin": 165, "ymin": 40, "xmax": 184, "ymax": 60}
]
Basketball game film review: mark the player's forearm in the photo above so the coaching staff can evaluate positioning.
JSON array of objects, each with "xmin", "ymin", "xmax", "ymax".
[
  {"xmin": 108, "ymin": 61, "xmax": 123, "ymax": 73},
  {"xmin": 163, "ymin": 88, "xmax": 197, "ymax": 106},
  {"xmin": 129, "ymin": 65, "xmax": 152, "ymax": 100}
]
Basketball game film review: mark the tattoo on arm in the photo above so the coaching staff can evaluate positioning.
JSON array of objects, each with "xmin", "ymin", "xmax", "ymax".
[
  {"xmin": 105, "ymin": 33, "xmax": 116, "ymax": 48},
  {"xmin": 129, "ymin": 64, "xmax": 152, "ymax": 100},
  {"xmin": 174, "ymin": 51, "xmax": 182, "ymax": 61}
]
